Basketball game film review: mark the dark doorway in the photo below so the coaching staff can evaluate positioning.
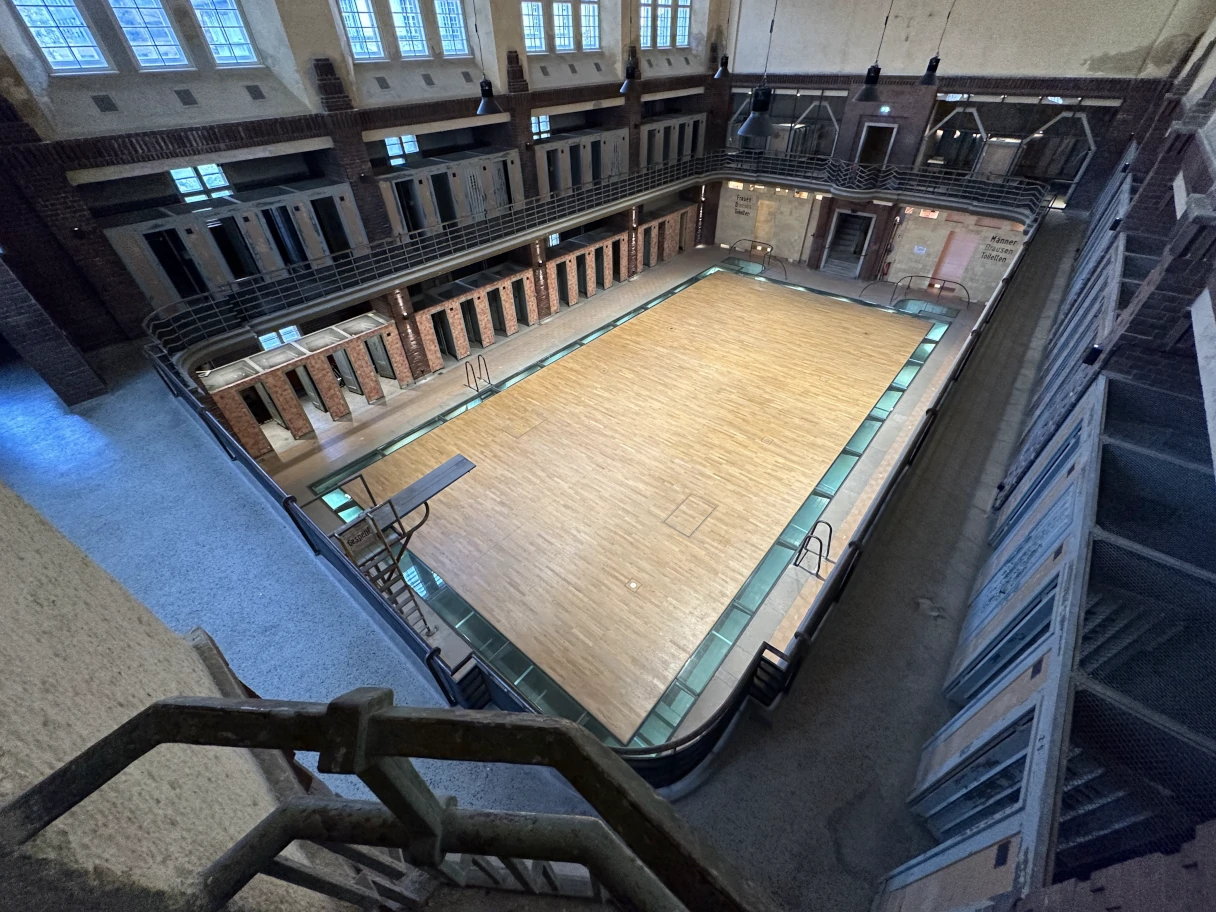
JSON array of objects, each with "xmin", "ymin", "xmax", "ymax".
[
  {"xmin": 857, "ymin": 124, "xmax": 896, "ymax": 166},
  {"xmin": 295, "ymin": 365, "xmax": 326, "ymax": 411},
  {"xmin": 207, "ymin": 216, "xmax": 258, "ymax": 280},
  {"xmin": 590, "ymin": 140, "xmax": 602, "ymax": 181},
  {"xmin": 612, "ymin": 240, "xmax": 622, "ymax": 281},
  {"xmin": 511, "ymin": 279, "xmax": 528, "ymax": 323},
  {"xmin": 642, "ymin": 228, "xmax": 653, "ymax": 267},
  {"xmin": 365, "ymin": 336, "xmax": 397, "ymax": 380},
  {"xmin": 678, "ymin": 212, "xmax": 687, "ymax": 252},
  {"xmin": 310, "ymin": 197, "xmax": 351, "ymax": 254},
  {"xmin": 431, "ymin": 310, "xmax": 458, "ymax": 360},
  {"xmin": 241, "ymin": 385, "xmax": 274, "ymax": 425},
  {"xmin": 261, "ymin": 206, "xmax": 308, "ymax": 265},
  {"xmin": 395, "ymin": 179, "xmax": 427, "ymax": 233},
  {"xmin": 569, "ymin": 144, "xmax": 583, "ymax": 188},
  {"xmin": 429, "ymin": 173, "xmax": 458, "ymax": 223},
  {"xmin": 144, "ymin": 228, "xmax": 208, "ymax": 298},
  {"xmin": 656, "ymin": 222, "xmax": 666, "ymax": 262},
  {"xmin": 459, "ymin": 298, "xmax": 485, "ymax": 347},
  {"xmin": 331, "ymin": 349, "xmax": 362, "ymax": 394},
  {"xmin": 594, "ymin": 246, "xmax": 605, "ymax": 289},
  {"xmin": 555, "ymin": 261, "xmax": 571, "ymax": 306},
  {"xmin": 487, "ymin": 288, "xmax": 508, "ymax": 336},
  {"xmin": 546, "ymin": 149, "xmax": 562, "ymax": 195},
  {"xmin": 252, "ymin": 381, "xmax": 286, "ymax": 429},
  {"xmin": 575, "ymin": 254, "xmax": 588, "ymax": 297}
]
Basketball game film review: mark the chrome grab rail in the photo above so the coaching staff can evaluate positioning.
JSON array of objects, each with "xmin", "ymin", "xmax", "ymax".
[
  {"xmin": 862, "ymin": 274, "xmax": 973, "ymax": 309},
  {"xmin": 144, "ymin": 151, "xmax": 1049, "ymax": 356}
]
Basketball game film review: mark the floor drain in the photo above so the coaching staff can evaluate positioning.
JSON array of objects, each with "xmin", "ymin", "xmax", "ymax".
[{"xmin": 626, "ymin": 578, "xmax": 640, "ymax": 591}]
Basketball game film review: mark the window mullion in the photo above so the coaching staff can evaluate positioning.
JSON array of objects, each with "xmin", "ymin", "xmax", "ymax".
[
  {"xmin": 417, "ymin": 0, "xmax": 442, "ymax": 57},
  {"xmin": 374, "ymin": 0, "xmax": 402, "ymax": 58}
]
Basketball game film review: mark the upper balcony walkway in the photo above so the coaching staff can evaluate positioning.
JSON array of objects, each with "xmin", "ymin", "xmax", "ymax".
[{"xmin": 147, "ymin": 150, "xmax": 1050, "ymax": 368}]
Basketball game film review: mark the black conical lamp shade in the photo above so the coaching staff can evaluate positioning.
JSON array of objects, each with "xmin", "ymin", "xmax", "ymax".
[
  {"xmin": 854, "ymin": 64, "xmax": 882, "ymax": 102},
  {"xmin": 715, "ymin": 54, "xmax": 729, "ymax": 79},
  {"xmin": 920, "ymin": 55, "xmax": 940, "ymax": 86},
  {"xmin": 477, "ymin": 77, "xmax": 502, "ymax": 115},
  {"xmin": 619, "ymin": 61, "xmax": 637, "ymax": 94},
  {"xmin": 737, "ymin": 83, "xmax": 776, "ymax": 138}
]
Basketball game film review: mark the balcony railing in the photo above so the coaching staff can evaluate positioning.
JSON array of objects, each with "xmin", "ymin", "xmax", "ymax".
[{"xmin": 145, "ymin": 150, "xmax": 1049, "ymax": 358}]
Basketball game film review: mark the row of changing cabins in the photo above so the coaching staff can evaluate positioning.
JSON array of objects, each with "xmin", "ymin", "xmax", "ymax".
[
  {"xmin": 198, "ymin": 200, "xmax": 700, "ymax": 458},
  {"xmin": 100, "ymin": 114, "xmax": 704, "ymax": 311}
]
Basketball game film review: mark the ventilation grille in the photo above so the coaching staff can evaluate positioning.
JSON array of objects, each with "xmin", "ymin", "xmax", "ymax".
[
  {"xmin": 461, "ymin": 70, "xmax": 473, "ymax": 83},
  {"xmin": 421, "ymin": 73, "xmax": 434, "ymax": 86},
  {"xmin": 175, "ymin": 89, "xmax": 198, "ymax": 106},
  {"xmin": 593, "ymin": 61, "xmax": 602, "ymax": 71},
  {"xmin": 646, "ymin": 58, "xmax": 654, "ymax": 67},
  {"xmin": 539, "ymin": 65, "xmax": 549, "ymax": 76},
  {"xmin": 568, "ymin": 63, "xmax": 577, "ymax": 73},
  {"xmin": 375, "ymin": 76, "xmax": 390, "ymax": 90},
  {"xmin": 91, "ymin": 94, "xmax": 117, "ymax": 113},
  {"xmin": 666, "ymin": 57, "xmax": 672, "ymax": 66},
  {"xmin": 245, "ymin": 84, "xmax": 265, "ymax": 100},
  {"xmin": 684, "ymin": 56, "xmax": 690, "ymax": 65}
]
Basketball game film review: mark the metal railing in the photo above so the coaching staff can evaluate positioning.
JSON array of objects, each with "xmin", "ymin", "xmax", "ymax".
[
  {"xmin": 0, "ymin": 688, "xmax": 780, "ymax": 912},
  {"xmin": 862, "ymin": 274, "xmax": 973, "ymax": 309},
  {"xmin": 144, "ymin": 151, "xmax": 1049, "ymax": 358}
]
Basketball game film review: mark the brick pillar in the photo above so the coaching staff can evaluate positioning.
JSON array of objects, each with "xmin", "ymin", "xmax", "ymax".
[
  {"xmin": 472, "ymin": 291, "xmax": 496, "ymax": 346},
  {"xmin": 583, "ymin": 251, "xmax": 597, "ymax": 297},
  {"xmin": 662, "ymin": 215, "xmax": 680, "ymax": 260},
  {"xmin": 372, "ymin": 290, "xmax": 433, "ymax": 377},
  {"xmin": 8, "ymin": 165, "xmax": 150, "ymax": 339},
  {"xmin": 313, "ymin": 59, "xmax": 393, "ymax": 243},
  {"xmin": 564, "ymin": 256, "xmax": 578, "ymax": 305},
  {"xmin": 646, "ymin": 223, "xmax": 659, "ymax": 268},
  {"xmin": 521, "ymin": 272, "xmax": 540, "ymax": 324},
  {"xmin": 444, "ymin": 302, "xmax": 471, "ymax": 358},
  {"xmin": 413, "ymin": 310, "xmax": 445, "ymax": 371},
  {"xmin": 378, "ymin": 327, "xmax": 414, "ymax": 387},
  {"xmin": 683, "ymin": 205, "xmax": 698, "ymax": 251},
  {"xmin": 345, "ymin": 340, "xmax": 384, "ymax": 403},
  {"xmin": 212, "ymin": 388, "xmax": 273, "ymax": 457},
  {"xmin": 622, "ymin": 67, "xmax": 643, "ymax": 173},
  {"xmin": 627, "ymin": 207, "xmax": 640, "ymax": 277},
  {"xmin": 531, "ymin": 239, "xmax": 554, "ymax": 317},
  {"xmin": 601, "ymin": 242, "xmax": 614, "ymax": 290},
  {"xmin": 0, "ymin": 256, "xmax": 106, "ymax": 406},
  {"xmin": 545, "ymin": 259, "xmax": 562, "ymax": 309},
  {"xmin": 306, "ymin": 354, "xmax": 352, "ymax": 420},
  {"xmin": 495, "ymin": 281, "xmax": 519, "ymax": 334},
  {"xmin": 262, "ymin": 369, "xmax": 314, "ymax": 438}
]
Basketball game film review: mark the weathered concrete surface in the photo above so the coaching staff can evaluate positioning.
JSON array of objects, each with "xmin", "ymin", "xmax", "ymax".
[{"xmin": 0, "ymin": 480, "xmax": 347, "ymax": 911}]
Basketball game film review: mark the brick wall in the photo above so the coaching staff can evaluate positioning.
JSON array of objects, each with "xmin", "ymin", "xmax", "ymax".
[{"xmin": 0, "ymin": 258, "xmax": 106, "ymax": 406}]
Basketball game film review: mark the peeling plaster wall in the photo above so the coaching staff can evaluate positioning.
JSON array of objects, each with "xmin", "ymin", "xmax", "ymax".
[{"xmin": 728, "ymin": 0, "xmax": 1216, "ymax": 79}]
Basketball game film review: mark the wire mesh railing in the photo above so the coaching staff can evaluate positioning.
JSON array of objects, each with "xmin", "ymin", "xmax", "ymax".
[{"xmin": 144, "ymin": 150, "xmax": 1049, "ymax": 357}]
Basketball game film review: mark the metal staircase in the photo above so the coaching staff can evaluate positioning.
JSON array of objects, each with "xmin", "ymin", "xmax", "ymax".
[{"xmin": 0, "ymin": 689, "xmax": 782, "ymax": 912}]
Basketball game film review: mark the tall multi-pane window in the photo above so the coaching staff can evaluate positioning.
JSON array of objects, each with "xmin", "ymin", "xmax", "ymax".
[
  {"xmin": 107, "ymin": 0, "xmax": 187, "ymax": 68},
  {"xmin": 433, "ymin": 0, "xmax": 468, "ymax": 55},
  {"xmin": 520, "ymin": 1, "xmax": 544, "ymax": 52},
  {"xmin": 531, "ymin": 115, "xmax": 550, "ymax": 139},
  {"xmin": 654, "ymin": 0, "xmax": 671, "ymax": 48},
  {"xmin": 171, "ymin": 164, "xmax": 232, "ymax": 202},
  {"xmin": 385, "ymin": 134, "xmax": 420, "ymax": 164},
  {"xmin": 639, "ymin": 0, "xmax": 651, "ymax": 48},
  {"xmin": 552, "ymin": 2, "xmax": 573, "ymax": 52},
  {"xmin": 579, "ymin": 0, "xmax": 598, "ymax": 50},
  {"xmin": 338, "ymin": 0, "xmax": 383, "ymax": 58},
  {"xmin": 674, "ymin": 0, "xmax": 689, "ymax": 47},
  {"xmin": 189, "ymin": 0, "xmax": 256, "ymax": 65},
  {"xmin": 389, "ymin": 0, "xmax": 428, "ymax": 56},
  {"xmin": 13, "ymin": 0, "xmax": 107, "ymax": 70}
]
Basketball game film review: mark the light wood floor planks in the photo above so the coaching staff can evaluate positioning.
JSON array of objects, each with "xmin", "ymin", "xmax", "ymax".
[{"xmin": 353, "ymin": 272, "xmax": 928, "ymax": 740}]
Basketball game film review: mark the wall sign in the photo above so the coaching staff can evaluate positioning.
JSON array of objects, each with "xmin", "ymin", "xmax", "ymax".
[
  {"xmin": 733, "ymin": 193, "xmax": 754, "ymax": 217},
  {"xmin": 981, "ymin": 234, "xmax": 1020, "ymax": 264},
  {"xmin": 913, "ymin": 245, "xmax": 928, "ymax": 255}
]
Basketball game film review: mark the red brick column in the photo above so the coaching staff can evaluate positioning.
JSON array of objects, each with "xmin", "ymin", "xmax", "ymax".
[
  {"xmin": 495, "ymin": 281, "xmax": 519, "ymax": 335},
  {"xmin": 627, "ymin": 207, "xmax": 640, "ymax": 277},
  {"xmin": 445, "ymin": 303, "xmax": 471, "ymax": 358},
  {"xmin": 306, "ymin": 355, "xmax": 352, "ymax": 420},
  {"xmin": 472, "ymin": 291, "xmax": 496, "ymax": 346},
  {"xmin": 683, "ymin": 205, "xmax": 698, "ymax": 251},
  {"xmin": 662, "ymin": 215, "xmax": 680, "ymax": 260},
  {"xmin": 262, "ymin": 370, "xmax": 314, "ymax": 439},
  {"xmin": 212, "ymin": 388, "xmax": 273, "ymax": 457},
  {"xmin": 521, "ymin": 272, "xmax": 540, "ymax": 323},
  {"xmin": 545, "ymin": 259, "xmax": 562, "ymax": 310},
  {"xmin": 600, "ymin": 242, "xmax": 614, "ymax": 291},
  {"xmin": 531, "ymin": 240, "xmax": 555, "ymax": 317},
  {"xmin": 413, "ymin": 309, "xmax": 445, "ymax": 370},
  {"xmin": 561, "ymin": 255, "xmax": 578, "ymax": 305},
  {"xmin": 583, "ymin": 251, "xmax": 597, "ymax": 297},
  {"xmin": 647, "ymin": 223, "xmax": 660, "ymax": 267},
  {"xmin": 379, "ymin": 327, "xmax": 414, "ymax": 387},
  {"xmin": 345, "ymin": 341, "xmax": 384, "ymax": 403}
]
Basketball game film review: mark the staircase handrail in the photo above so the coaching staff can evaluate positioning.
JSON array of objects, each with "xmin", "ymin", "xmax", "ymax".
[{"xmin": 0, "ymin": 689, "xmax": 781, "ymax": 912}]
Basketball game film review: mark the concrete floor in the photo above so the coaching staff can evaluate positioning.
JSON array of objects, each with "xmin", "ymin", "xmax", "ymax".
[{"xmin": 673, "ymin": 214, "xmax": 1084, "ymax": 911}]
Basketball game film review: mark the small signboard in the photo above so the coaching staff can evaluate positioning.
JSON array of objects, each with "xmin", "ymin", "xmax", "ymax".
[
  {"xmin": 337, "ymin": 515, "xmax": 382, "ymax": 564},
  {"xmin": 913, "ymin": 245, "xmax": 928, "ymax": 255}
]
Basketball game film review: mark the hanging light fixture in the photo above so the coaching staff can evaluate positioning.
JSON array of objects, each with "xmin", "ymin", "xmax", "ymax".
[
  {"xmin": 854, "ymin": 0, "xmax": 896, "ymax": 103},
  {"xmin": 920, "ymin": 0, "xmax": 957, "ymax": 86},
  {"xmin": 736, "ymin": 0, "xmax": 779, "ymax": 138},
  {"xmin": 471, "ymin": 0, "xmax": 501, "ymax": 114},
  {"xmin": 620, "ymin": 49, "xmax": 638, "ymax": 94},
  {"xmin": 715, "ymin": 54, "xmax": 729, "ymax": 79}
]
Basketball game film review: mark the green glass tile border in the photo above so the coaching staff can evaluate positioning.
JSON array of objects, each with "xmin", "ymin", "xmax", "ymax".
[{"xmin": 305, "ymin": 264, "xmax": 953, "ymax": 748}]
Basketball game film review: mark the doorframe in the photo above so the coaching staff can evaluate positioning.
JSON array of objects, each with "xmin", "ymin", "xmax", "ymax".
[
  {"xmin": 856, "ymin": 122, "xmax": 899, "ymax": 167},
  {"xmin": 819, "ymin": 209, "xmax": 877, "ymax": 278}
]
